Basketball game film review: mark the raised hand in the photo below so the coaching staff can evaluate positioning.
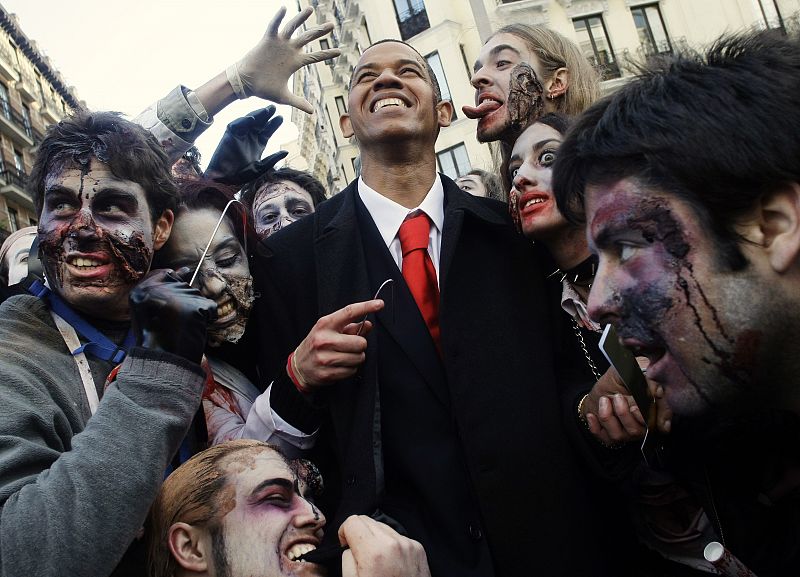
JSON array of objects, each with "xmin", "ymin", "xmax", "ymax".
[
  {"xmin": 205, "ymin": 106, "xmax": 288, "ymax": 185},
  {"xmin": 226, "ymin": 6, "xmax": 341, "ymax": 113}
]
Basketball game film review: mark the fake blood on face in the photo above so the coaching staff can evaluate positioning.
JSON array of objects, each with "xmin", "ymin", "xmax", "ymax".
[
  {"xmin": 38, "ymin": 158, "xmax": 161, "ymax": 319},
  {"xmin": 587, "ymin": 181, "xmax": 764, "ymax": 416}
]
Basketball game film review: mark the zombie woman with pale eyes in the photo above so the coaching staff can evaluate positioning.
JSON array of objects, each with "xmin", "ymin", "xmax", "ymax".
[
  {"xmin": 154, "ymin": 180, "xmax": 287, "ymax": 447},
  {"xmin": 241, "ymin": 167, "xmax": 326, "ymax": 240}
]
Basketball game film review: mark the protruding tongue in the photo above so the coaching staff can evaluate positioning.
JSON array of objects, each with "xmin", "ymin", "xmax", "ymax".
[{"xmin": 462, "ymin": 100, "xmax": 502, "ymax": 119}]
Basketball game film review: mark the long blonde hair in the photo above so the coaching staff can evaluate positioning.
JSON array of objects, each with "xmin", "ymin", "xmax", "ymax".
[{"xmin": 491, "ymin": 25, "xmax": 600, "ymax": 191}]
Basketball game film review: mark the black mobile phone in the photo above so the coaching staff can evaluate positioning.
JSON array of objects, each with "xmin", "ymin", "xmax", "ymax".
[{"xmin": 599, "ymin": 324, "xmax": 652, "ymax": 415}]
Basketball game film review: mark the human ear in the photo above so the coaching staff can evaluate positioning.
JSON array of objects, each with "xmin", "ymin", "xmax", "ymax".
[
  {"xmin": 547, "ymin": 67, "xmax": 569, "ymax": 99},
  {"xmin": 340, "ymin": 113, "xmax": 354, "ymax": 139},
  {"xmin": 758, "ymin": 182, "xmax": 800, "ymax": 273},
  {"xmin": 167, "ymin": 522, "xmax": 211, "ymax": 573},
  {"xmin": 436, "ymin": 100, "xmax": 453, "ymax": 128},
  {"xmin": 153, "ymin": 209, "xmax": 174, "ymax": 251}
]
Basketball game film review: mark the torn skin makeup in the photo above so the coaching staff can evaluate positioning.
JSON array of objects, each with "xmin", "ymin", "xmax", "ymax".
[
  {"xmin": 205, "ymin": 270, "xmax": 255, "ymax": 346},
  {"xmin": 38, "ymin": 158, "xmax": 158, "ymax": 321},
  {"xmin": 609, "ymin": 197, "xmax": 761, "ymax": 408},
  {"xmin": 506, "ymin": 62, "xmax": 544, "ymax": 142}
]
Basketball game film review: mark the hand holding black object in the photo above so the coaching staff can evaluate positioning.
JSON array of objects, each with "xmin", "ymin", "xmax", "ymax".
[
  {"xmin": 129, "ymin": 267, "xmax": 217, "ymax": 364},
  {"xmin": 205, "ymin": 106, "xmax": 289, "ymax": 186}
]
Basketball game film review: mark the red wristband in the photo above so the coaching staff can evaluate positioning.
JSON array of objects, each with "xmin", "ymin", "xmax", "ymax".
[{"xmin": 287, "ymin": 351, "xmax": 311, "ymax": 394}]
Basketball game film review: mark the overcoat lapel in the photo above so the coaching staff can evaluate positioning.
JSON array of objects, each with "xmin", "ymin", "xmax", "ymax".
[{"xmin": 353, "ymin": 197, "xmax": 450, "ymax": 409}]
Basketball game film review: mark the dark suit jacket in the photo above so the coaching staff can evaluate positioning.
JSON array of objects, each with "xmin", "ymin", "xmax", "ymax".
[{"xmin": 252, "ymin": 177, "xmax": 608, "ymax": 577}]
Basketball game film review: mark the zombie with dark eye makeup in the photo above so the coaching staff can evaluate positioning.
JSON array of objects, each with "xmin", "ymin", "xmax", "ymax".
[
  {"xmin": 147, "ymin": 440, "xmax": 431, "ymax": 577},
  {"xmin": 553, "ymin": 29, "xmax": 800, "ymax": 576},
  {"xmin": 240, "ymin": 168, "xmax": 327, "ymax": 240}
]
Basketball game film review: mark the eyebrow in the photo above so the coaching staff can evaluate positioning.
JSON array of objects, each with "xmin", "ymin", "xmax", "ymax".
[
  {"xmin": 248, "ymin": 477, "xmax": 296, "ymax": 502},
  {"xmin": 474, "ymin": 44, "xmax": 522, "ymax": 72},
  {"xmin": 353, "ymin": 58, "xmax": 424, "ymax": 77}
]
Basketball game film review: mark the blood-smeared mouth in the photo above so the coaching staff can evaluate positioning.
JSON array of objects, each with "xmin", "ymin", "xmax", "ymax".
[{"xmin": 518, "ymin": 192, "xmax": 550, "ymax": 217}]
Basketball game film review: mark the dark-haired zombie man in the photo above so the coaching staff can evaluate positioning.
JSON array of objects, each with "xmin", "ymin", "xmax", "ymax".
[{"xmin": 554, "ymin": 30, "xmax": 800, "ymax": 576}]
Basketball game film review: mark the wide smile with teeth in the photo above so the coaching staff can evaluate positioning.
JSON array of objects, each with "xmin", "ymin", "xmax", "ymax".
[
  {"xmin": 69, "ymin": 257, "xmax": 105, "ymax": 268},
  {"xmin": 287, "ymin": 543, "xmax": 317, "ymax": 561},
  {"xmin": 372, "ymin": 97, "xmax": 406, "ymax": 112}
]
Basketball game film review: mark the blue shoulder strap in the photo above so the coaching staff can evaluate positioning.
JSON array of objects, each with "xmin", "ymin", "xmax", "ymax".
[{"xmin": 27, "ymin": 280, "xmax": 135, "ymax": 364}]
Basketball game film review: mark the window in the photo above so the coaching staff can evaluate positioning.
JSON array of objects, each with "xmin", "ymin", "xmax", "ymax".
[
  {"xmin": 13, "ymin": 149, "xmax": 23, "ymax": 174},
  {"xmin": 755, "ymin": 0, "xmax": 784, "ymax": 30},
  {"xmin": 21, "ymin": 104, "xmax": 32, "ymax": 138},
  {"xmin": 325, "ymin": 105, "xmax": 339, "ymax": 147},
  {"xmin": 392, "ymin": 0, "xmax": 429, "ymax": 41},
  {"xmin": 572, "ymin": 15, "xmax": 620, "ymax": 80},
  {"xmin": 335, "ymin": 95, "xmax": 347, "ymax": 116},
  {"xmin": 425, "ymin": 52, "xmax": 457, "ymax": 119},
  {"xmin": 8, "ymin": 207, "xmax": 18, "ymax": 232},
  {"xmin": 437, "ymin": 143, "xmax": 471, "ymax": 179},
  {"xmin": 361, "ymin": 17, "xmax": 372, "ymax": 45},
  {"xmin": 320, "ymin": 38, "xmax": 330, "ymax": 51},
  {"xmin": 631, "ymin": 4, "xmax": 671, "ymax": 56},
  {"xmin": 0, "ymin": 84, "xmax": 9, "ymax": 119}
]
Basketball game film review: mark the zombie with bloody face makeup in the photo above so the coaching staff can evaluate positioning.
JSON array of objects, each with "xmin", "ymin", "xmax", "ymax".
[
  {"xmin": 147, "ymin": 440, "xmax": 431, "ymax": 577},
  {"xmin": 241, "ymin": 168, "xmax": 327, "ymax": 240},
  {"xmin": 155, "ymin": 181, "xmax": 309, "ymax": 452},
  {"xmin": 0, "ymin": 110, "xmax": 219, "ymax": 577},
  {"xmin": 552, "ymin": 30, "xmax": 800, "ymax": 575},
  {"xmin": 466, "ymin": 24, "xmax": 599, "ymax": 192}
]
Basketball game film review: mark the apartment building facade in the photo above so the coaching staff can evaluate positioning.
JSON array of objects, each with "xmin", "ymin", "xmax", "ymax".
[
  {"xmin": 0, "ymin": 5, "xmax": 80, "ymax": 244},
  {"xmin": 292, "ymin": 0, "xmax": 798, "ymax": 195}
]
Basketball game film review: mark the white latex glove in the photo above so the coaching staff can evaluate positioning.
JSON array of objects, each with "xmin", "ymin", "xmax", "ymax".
[{"xmin": 226, "ymin": 6, "xmax": 341, "ymax": 114}]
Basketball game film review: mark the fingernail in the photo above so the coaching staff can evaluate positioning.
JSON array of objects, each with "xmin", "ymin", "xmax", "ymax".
[
  {"xmin": 599, "ymin": 396, "xmax": 609, "ymax": 411},
  {"xmin": 663, "ymin": 419, "xmax": 671, "ymax": 433}
]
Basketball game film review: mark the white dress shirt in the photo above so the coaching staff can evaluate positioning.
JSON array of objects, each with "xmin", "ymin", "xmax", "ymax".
[{"xmin": 357, "ymin": 174, "xmax": 444, "ymax": 283}]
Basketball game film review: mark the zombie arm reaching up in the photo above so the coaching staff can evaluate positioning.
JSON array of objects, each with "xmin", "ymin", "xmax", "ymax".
[{"xmin": 134, "ymin": 6, "xmax": 340, "ymax": 164}]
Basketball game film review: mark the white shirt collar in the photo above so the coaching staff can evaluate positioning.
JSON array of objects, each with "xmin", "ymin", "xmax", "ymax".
[{"xmin": 357, "ymin": 174, "xmax": 445, "ymax": 246}]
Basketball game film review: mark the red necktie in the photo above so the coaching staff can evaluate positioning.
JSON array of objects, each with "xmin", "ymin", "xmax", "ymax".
[{"xmin": 398, "ymin": 212, "xmax": 440, "ymax": 349}]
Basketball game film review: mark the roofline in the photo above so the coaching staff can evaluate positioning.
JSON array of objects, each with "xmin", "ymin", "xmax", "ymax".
[{"xmin": 0, "ymin": 5, "xmax": 81, "ymax": 109}]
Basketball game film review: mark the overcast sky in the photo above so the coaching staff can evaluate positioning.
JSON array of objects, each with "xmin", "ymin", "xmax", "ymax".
[{"xmin": 2, "ymin": 0, "xmax": 310, "ymax": 168}]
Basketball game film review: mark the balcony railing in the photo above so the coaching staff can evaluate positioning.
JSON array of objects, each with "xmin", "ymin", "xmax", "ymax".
[
  {"xmin": 0, "ymin": 99, "xmax": 34, "ymax": 142},
  {"xmin": 1, "ymin": 167, "xmax": 28, "ymax": 190}
]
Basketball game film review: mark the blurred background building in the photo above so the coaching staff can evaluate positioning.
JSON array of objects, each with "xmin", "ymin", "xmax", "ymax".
[
  {"xmin": 0, "ymin": 4, "xmax": 81, "ymax": 243},
  {"xmin": 291, "ymin": 0, "xmax": 799, "ymax": 194}
]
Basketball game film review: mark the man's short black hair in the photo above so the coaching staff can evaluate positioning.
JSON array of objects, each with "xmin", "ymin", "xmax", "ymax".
[
  {"xmin": 29, "ymin": 110, "xmax": 178, "ymax": 222},
  {"xmin": 553, "ymin": 29, "xmax": 800, "ymax": 270}
]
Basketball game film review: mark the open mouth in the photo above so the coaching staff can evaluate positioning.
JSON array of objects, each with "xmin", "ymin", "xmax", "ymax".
[
  {"xmin": 286, "ymin": 542, "xmax": 318, "ymax": 563},
  {"xmin": 64, "ymin": 253, "xmax": 113, "ymax": 279},
  {"xmin": 623, "ymin": 339, "xmax": 667, "ymax": 372},
  {"xmin": 371, "ymin": 97, "xmax": 409, "ymax": 113},
  {"xmin": 462, "ymin": 94, "xmax": 503, "ymax": 119}
]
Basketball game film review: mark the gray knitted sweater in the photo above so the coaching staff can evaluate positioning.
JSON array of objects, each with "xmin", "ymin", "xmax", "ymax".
[{"xmin": 0, "ymin": 295, "xmax": 205, "ymax": 577}]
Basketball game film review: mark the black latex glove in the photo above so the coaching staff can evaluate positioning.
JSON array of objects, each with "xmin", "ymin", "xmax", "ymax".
[
  {"xmin": 204, "ymin": 106, "xmax": 289, "ymax": 186},
  {"xmin": 129, "ymin": 267, "xmax": 217, "ymax": 364}
]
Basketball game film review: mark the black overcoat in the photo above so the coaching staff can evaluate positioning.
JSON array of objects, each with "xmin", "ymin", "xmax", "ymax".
[{"xmin": 252, "ymin": 176, "xmax": 607, "ymax": 577}]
